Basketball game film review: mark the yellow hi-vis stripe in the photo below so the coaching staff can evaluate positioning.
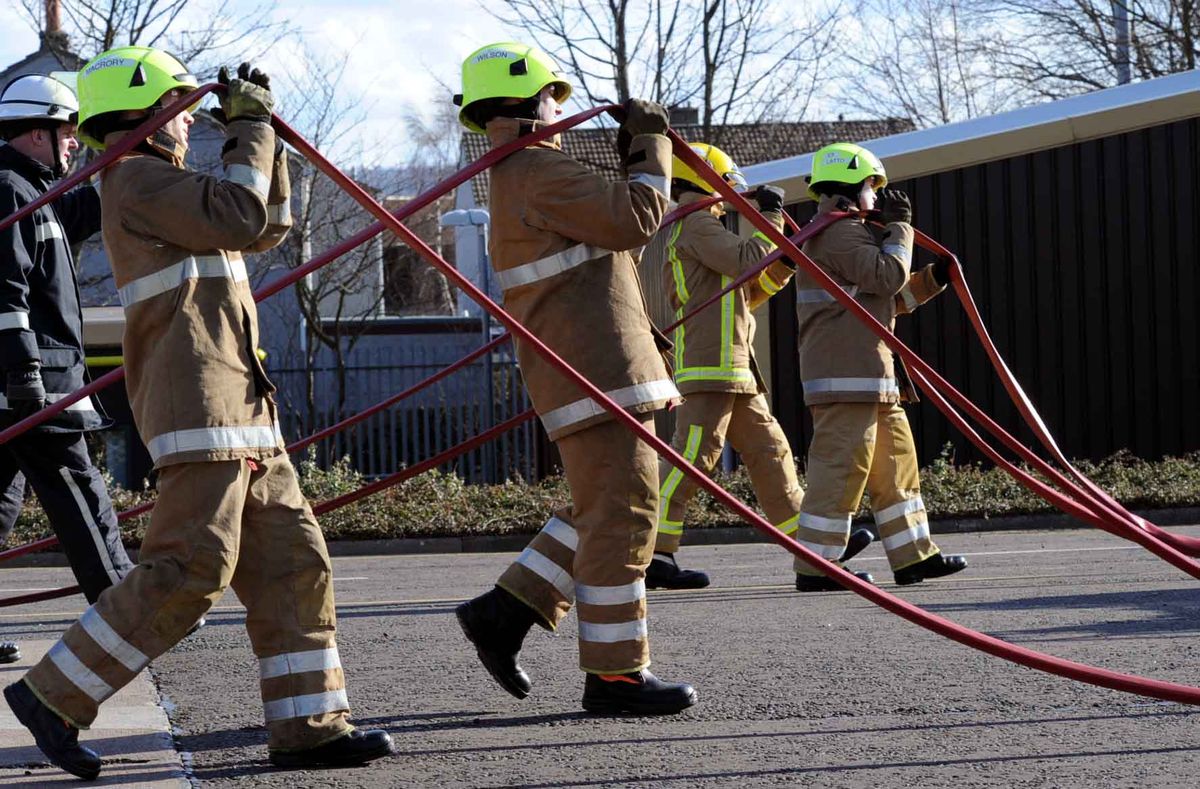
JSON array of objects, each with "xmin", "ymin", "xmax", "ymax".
[
  {"xmin": 719, "ymin": 275, "xmax": 734, "ymax": 369},
  {"xmin": 658, "ymin": 424, "xmax": 704, "ymax": 530},
  {"xmin": 759, "ymin": 269, "xmax": 783, "ymax": 296}
]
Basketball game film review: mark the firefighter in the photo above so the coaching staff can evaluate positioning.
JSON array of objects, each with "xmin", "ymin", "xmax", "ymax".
[
  {"xmin": 648, "ymin": 143, "xmax": 874, "ymax": 591},
  {"xmin": 0, "ymin": 74, "xmax": 135, "ymax": 605},
  {"xmin": 452, "ymin": 42, "xmax": 697, "ymax": 715},
  {"xmin": 3, "ymin": 48, "xmax": 393, "ymax": 779},
  {"xmin": 792, "ymin": 141, "xmax": 967, "ymax": 590}
]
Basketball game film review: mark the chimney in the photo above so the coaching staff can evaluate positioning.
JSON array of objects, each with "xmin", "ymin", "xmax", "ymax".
[
  {"xmin": 668, "ymin": 106, "xmax": 699, "ymax": 126},
  {"xmin": 45, "ymin": 0, "xmax": 61, "ymax": 35}
]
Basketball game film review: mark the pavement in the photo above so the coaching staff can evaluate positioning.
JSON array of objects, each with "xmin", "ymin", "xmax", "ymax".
[{"xmin": 2, "ymin": 526, "xmax": 1200, "ymax": 787}]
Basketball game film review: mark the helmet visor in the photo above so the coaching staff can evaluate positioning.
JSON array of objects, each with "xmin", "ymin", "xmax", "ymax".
[{"xmin": 723, "ymin": 169, "xmax": 748, "ymax": 190}]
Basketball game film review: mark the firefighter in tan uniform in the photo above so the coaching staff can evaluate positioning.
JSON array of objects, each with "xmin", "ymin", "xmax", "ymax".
[
  {"xmin": 452, "ymin": 42, "xmax": 696, "ymax": 715},
  {"xmin": 3, "ymin": 49, "xmax": 393, "ymax": 780},
  {"xmin": 792, "ymin": 142, "xmax": 967, "ymax": 589},
  {"xmin": 647, "ymin": 143, "xmax": 874, "ymax": 591}
]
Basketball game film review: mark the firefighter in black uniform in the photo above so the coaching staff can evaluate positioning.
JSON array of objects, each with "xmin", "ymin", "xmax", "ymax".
[{"xmin": 0, "ymin": 74, "xmax": 134, "ymax": 632}]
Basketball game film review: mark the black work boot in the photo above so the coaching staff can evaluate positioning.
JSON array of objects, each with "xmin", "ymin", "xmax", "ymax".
[
  {"xmin": 795, "ymin": 570, "xmax": 874, "ymax": 592},
  {"xmin": 645, "ymin": 553, "xmax": 710, "ymax": 590},
  {"xmin": 839, "ymin": 528, "xmax": 875, "ymax": 563},
  {"xmin": 456, "ymin": 586, "xmax": 538, "ymax": 699},
  {"xmin": 894, "ymin": 551, "xmax": 968, "ymax": 585},
  {"xmin": 582, "ymin": 670, "xmax": 698, "ymax": 715},
  {"xmin": 269, "ymin": 728, "xmax": 395, "ymax": 769},
  {"xmin": 4, "ymin": 680, "xmax": 102, "ymax": 780},
  {"xmin": 0, "ymin": 640, "xmax": 19, "ymax": 664}
]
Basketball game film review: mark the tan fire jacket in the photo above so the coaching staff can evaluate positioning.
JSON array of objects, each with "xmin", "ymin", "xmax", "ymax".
[
  {"xmin": 485, "ymin": 117, "xmax": 679, "ymax": 441},
  {"xmin": 796, "ymin": 195, "xmax": 943, "ymax": 405},
  {"xmin": 662, "ymin": 191, "xmax": 792, "ymax": 395},
  {"xmin": 100, "ymin": 119, "xmax": 292, "ymax": 468}
]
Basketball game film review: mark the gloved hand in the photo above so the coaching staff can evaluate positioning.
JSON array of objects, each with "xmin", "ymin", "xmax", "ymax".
[
  {"xmin": 752, "ymin": 185, "xmax": 785, "ymax": 213},
  {"xmin": 215, "ymin": 62, "xmax": 274, "ymax": 124},
  {"xmin": 877, "ymin": 188, "xmax": 912, "ymax": 224},
  {"xmin": 6, "ymin": 366, "xmax": 45, "ymax": 420},
  {"xmin": 616, "ymin": 98, "xmax": 669, "ymax": 163},
  {"xmin": 931, "ymin": 257, "xmax": 952, "ymax": 287}
]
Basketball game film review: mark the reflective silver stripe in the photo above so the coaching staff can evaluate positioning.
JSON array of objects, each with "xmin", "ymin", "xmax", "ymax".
[
  {"xmin": 802, "ymin": 377, "xmax": 899, "ymax": 396},
  {"xmin": 795, "ymin": 284, "xmax": 859, "ymax": 304},
  {"xmin": 882, "ymin": 242, "xmax": 912, "ymax": 263},
  {"xmin": 35, "ymin": 221, "xmax": 64, "ymax": 243},
  {"xmin": 899, "ymin": 286, "xmax": 920, "ymax": 312},
  {"xmin": 0, "ymin": 393, "xmax": 97, "ymax": 412},
  {"xmin": 146, "ymin": 423, "xmax": 282, "ymax": 463},
  {"xmin": 224, "ymin": 163, "xmax": 270, "ymax": 199},
  {"xmin": 540, "ymin": 378, "xmax": 679, "ymax": 435},
  {"xmin": 629, "ymin": 171, "xmax": 669, "ymax": 198},
  {"xmin": 262, "ymin": 689, "xmax": 349, "ymax": 722},
  {"xmin": 118, "ymin": 255, "xmax": 245, "ymax": 308},
  {"xmin": 47, "ymin": 641, "xmax": 113, "ymax": 702},
  {"xmin": 882, "ymin": 521, "xmax": 931, "ymax": 552},
  {"xmin": 794, "ymin": 538, "xmax": 846, "ymax": 560},
  {"xmin": 495, "ymin": 243, "xmax": 614, "ymax": 291},
  {"xmin": 542, "ymin": 516, "xmax": 578, "ymax": 551},
  {"xmin": 63, "ymin": 472, "xmax": 121, "ymax": 586},
  {"xmin": 79, "ymin": 608, "xmax": 147, "ymax": 672},
  {"xmin": 266, "ymin": 203, "xmax": 290, "ymax": 224},
  {"xmin": 578, "ymin": 618, "xmax": 648, "ymax": 643},
  {"xmin": 515, "ymin": 547, "xmax": 575, "ymax": 601},
  {"xmin": 259, "ymin": 647, "xmax": 341, "ymax": 680},
  {"xmin": 0, "ymin": 312, "xmax": 29, "ymax": 330},
  {"xmin": 799, "ymin": 512, "xmax": 851, "ymax": 534},
  {"xmin": 575, "ymin": 579, "xmax": 645, "ymax": 606},
  {"xmin": 874, "ymin": 497, "xmax": 925, "ymax": 526}
]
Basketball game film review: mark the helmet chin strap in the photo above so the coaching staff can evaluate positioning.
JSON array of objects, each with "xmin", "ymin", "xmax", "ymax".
[{"xmin": 48, "ymin": 127, "xmax": 66, "ymax": 179}]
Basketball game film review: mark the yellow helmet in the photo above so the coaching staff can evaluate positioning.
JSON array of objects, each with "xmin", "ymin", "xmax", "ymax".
[
  {"xmin": 76, "ymin": 46, "xmax": 198, "ymax": 150},
  {"xmin": 454, "ymin": 42, "xmax": 572, "ymax": 133},
  {"xmin": 672, "ymin": 143, "xmax": 747, "ymax": 194},
  {"xmin": 806, "ymin": 142, "xmax": 887, "ymax": 200}
]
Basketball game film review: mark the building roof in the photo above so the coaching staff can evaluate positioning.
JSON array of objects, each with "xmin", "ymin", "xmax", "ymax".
[
  {"xmin": 744, "ymin": 69, "xmax": 1200, "ymax": 202},
  {"xmin": 459, "ymin": 117, "xmax": 913, "ymax": 206},
  {"xmin": 0, "ymin": 33, "xmax": 85, "ymax": 86}
]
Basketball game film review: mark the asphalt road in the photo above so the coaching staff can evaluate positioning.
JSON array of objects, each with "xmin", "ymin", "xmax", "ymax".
[{"xmin": 3, "ymin": 526, "xmax": 1200, "ymax": 788}]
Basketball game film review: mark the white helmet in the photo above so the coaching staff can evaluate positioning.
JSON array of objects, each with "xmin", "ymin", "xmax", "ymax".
[{"xmin": 0, "ymin": 74, "xmax": 79, "ymax": 126}]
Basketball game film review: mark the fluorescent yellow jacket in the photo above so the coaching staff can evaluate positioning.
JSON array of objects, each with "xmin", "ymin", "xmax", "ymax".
[{"xmin": 661, "ymin": 191, "xmax": 791, "ymax": 395}]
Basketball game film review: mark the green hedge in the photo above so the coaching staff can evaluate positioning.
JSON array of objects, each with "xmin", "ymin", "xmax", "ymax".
[{"xmin": 7, "ymin": 447, "xmax": 1200, "ymax": 547}]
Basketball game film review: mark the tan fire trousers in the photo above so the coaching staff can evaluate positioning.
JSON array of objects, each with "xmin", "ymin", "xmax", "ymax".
[
  {"xmin": 498, "ymin": 415, "xmax": 659, "ymax": 674},
  {"xmin": 657, "ymin": 392, "xmax": 804, "ymax": 553},
  {"xmin": 24, "ymin": 453, "xmax": 353, "ymax": 752},
  {"xmin": 794, "ymin": 402, "xmax": 940, "ymax": 576}
]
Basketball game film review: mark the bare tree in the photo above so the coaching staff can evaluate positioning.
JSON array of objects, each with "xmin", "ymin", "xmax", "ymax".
[
  {"xmin": 252, "ymin": 42, "xmax": 391, "ymax": 433},
  {"xmin": 835, "ymin": 0, "xmax": 1023, "ymax": 127},
  {"xmin": 484, "ymin": 0, "xmax": 837, "ymax": 134},
  {"xmin": 17, "ymin": 0, "xmax": 291, "ymax": 68},
  {"xmin": 985, "ymin": 1, "xmax": 1199, "ymax": 99}
]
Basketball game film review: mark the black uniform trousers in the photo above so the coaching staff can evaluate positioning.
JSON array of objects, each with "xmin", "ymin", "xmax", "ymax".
[{"xmin": 0, "ymin": 432, "xmax": 133, "ymax": 601}]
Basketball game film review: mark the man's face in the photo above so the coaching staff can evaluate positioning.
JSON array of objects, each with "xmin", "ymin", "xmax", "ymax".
[
  {"xmin": 857, "ymin": 177, "xmax": 881, "ymax": 211},
  {"xmin": 536, "ymin": 85, "xmax": 562, "ymax": 124},
  {"xmin": 158, "ymin": 88, "xmax": 195, "ymax": 150},
  {"xmin": 53, "ymin": 124, "xmax": 80, "ymax": 172}
]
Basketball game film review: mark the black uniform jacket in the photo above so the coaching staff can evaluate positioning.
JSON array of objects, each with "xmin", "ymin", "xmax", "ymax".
[{"xmin": 0, "ymin": 143, "xmax": 105, "ymax": 432}]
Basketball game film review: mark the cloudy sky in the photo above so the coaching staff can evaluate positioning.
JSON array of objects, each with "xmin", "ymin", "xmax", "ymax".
[{"xmin": 0, "ymin": 0, "xmax": 523, "ymax": 165}]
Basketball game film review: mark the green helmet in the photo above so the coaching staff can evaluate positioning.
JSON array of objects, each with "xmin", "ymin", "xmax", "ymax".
[
  {"xmin": 454, "ymin": 42, "xmax": 572, "ymax": 133},
  {"xmin": 806, "ymin": 142, "xmax": 887, "ymax": 200},
  {"xmin": 76, "ymin": 46, "xmax": 198, "ymax": 150}
]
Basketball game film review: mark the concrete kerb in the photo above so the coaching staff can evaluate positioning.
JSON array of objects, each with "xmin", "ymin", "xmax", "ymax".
[{"xmin": 3, "ymin": 507, "xmax": 1199, "ymax": 566}]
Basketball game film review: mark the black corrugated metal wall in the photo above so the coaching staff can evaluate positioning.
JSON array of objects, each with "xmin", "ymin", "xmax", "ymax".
[{"xmin": 768, "ymin": 117, "xmax": 1200, "ymax": 466}]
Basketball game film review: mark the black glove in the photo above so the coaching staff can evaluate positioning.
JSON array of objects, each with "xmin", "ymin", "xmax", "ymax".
[
  {"xmin": 616, "ymin": 98, "xmax": 669, "ymax": 163},
  {"xmin": 877, "ymin": 188, "xmax": 912, "ymax": 224},
  {"xmin": 6, "ymin": 366, "xmax": 45, "ymax": 420},
  {"xmin": 214, "ymin": 62, "xmax": 274, "ymax": 124},
  {"xmin": 752, "ymin": 185, "xmax": 785, "ymax": 213},
  {"xmin": 931, "ymin": 257, "xmax": 952, "ymax": 287}
]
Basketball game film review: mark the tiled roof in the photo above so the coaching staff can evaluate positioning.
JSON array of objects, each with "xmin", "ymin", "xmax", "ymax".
[{"xmin": 459, "ymin": 117, "xmax": 914, "ymax": 205}]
